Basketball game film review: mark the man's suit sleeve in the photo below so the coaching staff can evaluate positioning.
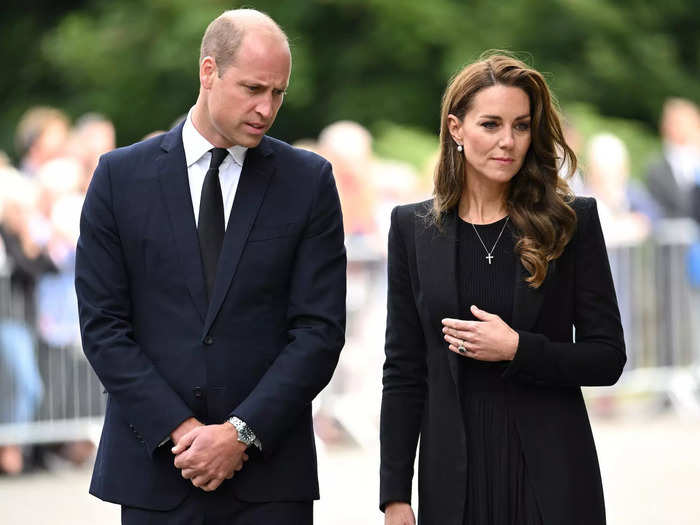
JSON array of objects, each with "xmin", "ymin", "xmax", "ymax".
[
  {"xmin": 76, "ymin": 155, "xmax": 193, "ymax": 455},
  {"xmin": 231, "ymin": 160, "xmax": 346, "ymax": 454}
]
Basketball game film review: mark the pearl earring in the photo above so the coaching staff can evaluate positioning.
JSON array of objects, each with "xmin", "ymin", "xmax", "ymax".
[{"xmin": 457, "ymin": 144, "xmax": 463, "ymax": 152}]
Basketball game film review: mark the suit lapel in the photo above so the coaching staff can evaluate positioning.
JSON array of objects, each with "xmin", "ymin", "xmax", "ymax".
[
  {"xmin": 157, "ymin": 123, "xmax": 208, "ymax": 322},
  {"xmin": 414, "ymin": 209, "xmax": 462, "ymax": 393},
  {"xmin": 203, "ymin": 138, "xmax": 275, "ymax": 336}
]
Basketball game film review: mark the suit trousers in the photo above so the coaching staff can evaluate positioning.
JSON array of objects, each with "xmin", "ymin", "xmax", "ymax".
[{"xmin": 121, "ymin": 488, "xmax": 313, "ymax": 525}]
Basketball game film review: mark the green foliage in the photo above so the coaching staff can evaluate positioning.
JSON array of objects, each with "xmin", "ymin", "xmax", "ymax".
[
  {"xmin": 40, "ymin": 0, "xmax": 221, "ymax": 144},
  {"xmin": 372, "ymin": 121, "xmax": 438, "ymax": 175},
  {"xmin": 0, "ymin": 0, "xmax": 697, "ymax": 161}
]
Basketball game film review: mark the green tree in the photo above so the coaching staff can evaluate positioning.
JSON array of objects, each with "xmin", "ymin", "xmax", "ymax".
[{"xmin": 1, "ymin": 0, "xmax": 697, "ymax": 169}]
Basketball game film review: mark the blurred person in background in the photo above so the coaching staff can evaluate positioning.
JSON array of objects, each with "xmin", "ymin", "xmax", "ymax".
[
  {"xmin": 315, "ymin": 123, "xmax": 424, "ymax": 448},
  {"xmin": 32, "ymin": 157, "xmax": 95, "ymax": 466},
  {"xmin": 371, "ymin": 160, "xmax": 424, "ymax": 257},
  {"xmin": 646, "ymin": 100, "xmax": 700, "ymax": 366},
  {"xmin": 34, "ymin": 157, "xmax": 85, "ymax": 350},
  {"xmin": 319, "ymin": 121, "xmax": 424, "ymax": 260},
  {"xmin": 0, "ymin": 168, "xmax": 51, "ymax": 475},
  {"xmin": 560, "ymin": 116, "xmax": 585, "ymax": 194},
  {"xmin": 75, "ymin": 8, "xmax": 345, "ymax": 524},
  {"xmin": 582, "ymin": 133, "xmax": 659, "ymax": 245},
  {"xmin": 581, "ymin": 133, "xmax": 661, "ymax": 388},
  {"xmin": 0, "ymin": 150, "xmax": 10, "ymax": 168},
  {"xmin": 317, "ymin": 123, "xmax": 381, "ymax": 432},
  {"xmin": 646, "ymin": 98, "xmax": 700, "ymax": 220},
  {"xmin": 14, "ymin": 106, "xmax": 70, "ymax": 178},
  {"xmin": 65, "ymin": 113, "xmax": 116, "ymax": 193},
  {"xmin": 319, "ymin": 121, "xmax": 379, "ymax": 259},
  {"xmin": 380, "ymin": 54, "xmax": 625, "ymax": 525}
]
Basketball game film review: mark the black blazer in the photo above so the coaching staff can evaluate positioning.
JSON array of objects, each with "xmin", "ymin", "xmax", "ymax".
[
  {"xmin": 380, "ymin": 197, "xmax": 625, "ymax": 525},
  {"xmin": 76, "ymin": 123, "xmax": 346, "ymax": 510}
]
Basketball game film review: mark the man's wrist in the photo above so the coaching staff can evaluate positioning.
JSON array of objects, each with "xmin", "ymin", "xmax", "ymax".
[{"xmin": 226, "ymin": 416, "xmax": 262, "ymax": 450}]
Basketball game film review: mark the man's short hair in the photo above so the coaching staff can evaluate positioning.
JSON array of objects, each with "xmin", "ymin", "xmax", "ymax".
[{"xmin": 199, "ymin": 9, "xmax": 288, "ymax": 77}]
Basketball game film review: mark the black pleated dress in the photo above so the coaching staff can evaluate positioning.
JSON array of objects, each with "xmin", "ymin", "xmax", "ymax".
[{"xmin": 456, "ymin": 215, "xmax": 542, "ymax": 525}]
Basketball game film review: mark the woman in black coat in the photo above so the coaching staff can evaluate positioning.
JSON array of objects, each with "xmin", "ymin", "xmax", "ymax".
[{"xmin": 380, "ymin": 54, "xmax": 626, "ymax": 525}]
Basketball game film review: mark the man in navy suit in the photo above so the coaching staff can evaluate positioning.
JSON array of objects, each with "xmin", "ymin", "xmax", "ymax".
[{"xmin": 75, "ymin": 9, "xmax": 346, "ymax": 524}]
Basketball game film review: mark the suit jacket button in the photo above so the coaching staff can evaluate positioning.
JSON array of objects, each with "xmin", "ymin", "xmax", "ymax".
[
  {"xmin": 193, "ymin": 387, "xmax": 203, "ymax": 399},
  {"xmin": 204, "ymin": 335, "xmax": 214, "ymax": 345}
]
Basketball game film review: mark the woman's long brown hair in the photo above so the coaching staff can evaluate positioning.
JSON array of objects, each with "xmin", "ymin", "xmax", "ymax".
[{"xmin": 431, "ymin": 52, "xmax": 576, "ymax": 288}]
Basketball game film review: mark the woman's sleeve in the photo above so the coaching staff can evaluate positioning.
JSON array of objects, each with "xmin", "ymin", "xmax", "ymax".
[
  {"xmin": 503, "ymin": 198, "xmax": 627, "ymax": 387},
  {"xmin": 379, "ymin": 206, "xmax": 428, "ymax": 511}
]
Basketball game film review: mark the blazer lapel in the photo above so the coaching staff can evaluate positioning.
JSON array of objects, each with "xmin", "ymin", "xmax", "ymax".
[
  {"xmin": 203, "ymin": 137, "xmax": 275, "ymax": 336},
  {"xmin": 157, "ymin": 123, "xmax": 208, "ymax": 322},
  {"xmin": 414, "ymin": 209, "xmax": 463, "ymax": 393}
]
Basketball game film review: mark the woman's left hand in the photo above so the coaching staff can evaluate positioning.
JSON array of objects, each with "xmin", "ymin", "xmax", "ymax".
[{"xmin": 442, "ymin": 305, "xmax": 519, "ymax": 361}]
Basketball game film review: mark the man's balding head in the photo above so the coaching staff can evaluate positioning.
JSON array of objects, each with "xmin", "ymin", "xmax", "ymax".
[
  {"xmin": 199, "ymin": 9, "xmax": 289, "ymax": 77},
  {"xmin": 193, "ymin": 9, "xmax": 291, "ymax": 148}
]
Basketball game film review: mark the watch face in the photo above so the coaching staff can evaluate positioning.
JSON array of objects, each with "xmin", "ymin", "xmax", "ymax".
[
  {"xmin": 229, "ymin": 417, "xmax": 256, "ymax": 446},
  {"xmin": 235, "ymin": 423, "xmax": 253, "ymax": 444}
]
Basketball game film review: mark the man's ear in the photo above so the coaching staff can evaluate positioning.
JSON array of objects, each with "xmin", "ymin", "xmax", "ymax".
[{"xmin": 200, "ymin": 56, "xmax": 217, "ymax": 90}]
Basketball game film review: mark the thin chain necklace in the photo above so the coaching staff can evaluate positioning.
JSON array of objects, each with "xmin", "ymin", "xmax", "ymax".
[{"xmin": 470, "ymin": 216, "xmax": 510, "ymax": 265}]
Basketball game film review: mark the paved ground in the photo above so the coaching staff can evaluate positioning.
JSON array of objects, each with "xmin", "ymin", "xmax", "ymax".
[{"xmin": 1, "ymin": 414, "xmax": 698, "ymax": 524}]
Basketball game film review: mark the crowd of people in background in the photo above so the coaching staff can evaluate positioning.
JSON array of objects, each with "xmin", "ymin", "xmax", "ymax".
[
  {"xmin": 0, "ymin": 108, "xmax": 115, "ymax": 474},
  {"xmin": 1, "ymin": 96, "xmax": 699, "ymax": 475},
  {"xmin": 594, "ymin": 100, "xmax": 699, "ymax": 234}
]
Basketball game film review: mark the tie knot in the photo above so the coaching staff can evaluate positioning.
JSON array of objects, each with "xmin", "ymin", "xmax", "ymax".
[{"xmin": 208, "ymin": 148, "xmax": 228, "ymax": 171}]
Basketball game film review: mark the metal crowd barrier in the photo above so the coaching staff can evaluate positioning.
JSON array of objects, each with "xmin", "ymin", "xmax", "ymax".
[
  {"xmin": 1, "ymin": 221, "xmax": 699, "ymax": 449},
  {"xmin": 0, "ymin": 265, "xmax": 105, "ymax": 447},
  {"xmin": 589, "ymin": 218, "xmax": 700, "ymax": 417}
]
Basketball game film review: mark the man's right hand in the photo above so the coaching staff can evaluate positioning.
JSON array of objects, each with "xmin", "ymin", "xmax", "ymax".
[
  {"xmin": 170, "ymin": 417, "xmax": 204, "ymax": 446},
  {"xmin": 171, "ymin": 423, "xmax": 249, "ymax": 492},
  {"xmin": 385, "ymin": 502, "xmax": 415, "ymax": 525}
]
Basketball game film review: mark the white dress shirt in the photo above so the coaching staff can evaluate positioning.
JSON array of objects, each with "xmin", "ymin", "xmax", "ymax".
[{"xmin": 182, "ymin": 109, "xmax": 247, "ymax": 228}]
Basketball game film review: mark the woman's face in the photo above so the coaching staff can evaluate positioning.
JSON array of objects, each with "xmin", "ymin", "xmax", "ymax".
[{"xmin": 448, "ymin": 84, "xmax": 532, "ymax": 187}]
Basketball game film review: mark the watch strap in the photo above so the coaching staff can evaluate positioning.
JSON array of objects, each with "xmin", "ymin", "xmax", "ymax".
[{"xmin": 227, "ymin": 416, "xmax": 262, "ymax": 450}]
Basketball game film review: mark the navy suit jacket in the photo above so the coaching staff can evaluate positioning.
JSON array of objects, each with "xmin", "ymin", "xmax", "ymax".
[{"xmin": 76, "ymin": 123, "xmax": 346, "ymax": 510}]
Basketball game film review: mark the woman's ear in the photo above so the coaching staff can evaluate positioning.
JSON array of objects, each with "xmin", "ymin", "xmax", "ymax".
[{"xmin": 446, "ymin": 114, "xmax": 463, "ymax": 145}]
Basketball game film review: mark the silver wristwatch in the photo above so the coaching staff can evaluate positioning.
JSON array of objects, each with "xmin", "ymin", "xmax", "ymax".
[{"xmin": 227, "ymin": 416, "xmax": 262, "ymax": 450}]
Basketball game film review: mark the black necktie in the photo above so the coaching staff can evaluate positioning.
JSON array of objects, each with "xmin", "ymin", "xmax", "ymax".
[{"xmin": 198, "ymin": 147, "xmax": 228, "ymax": 301}]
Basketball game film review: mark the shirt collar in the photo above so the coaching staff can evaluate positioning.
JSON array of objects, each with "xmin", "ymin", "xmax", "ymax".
[{"xmin": 182, "ymin": 108, "xmax": 247, "ymax": 168}]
